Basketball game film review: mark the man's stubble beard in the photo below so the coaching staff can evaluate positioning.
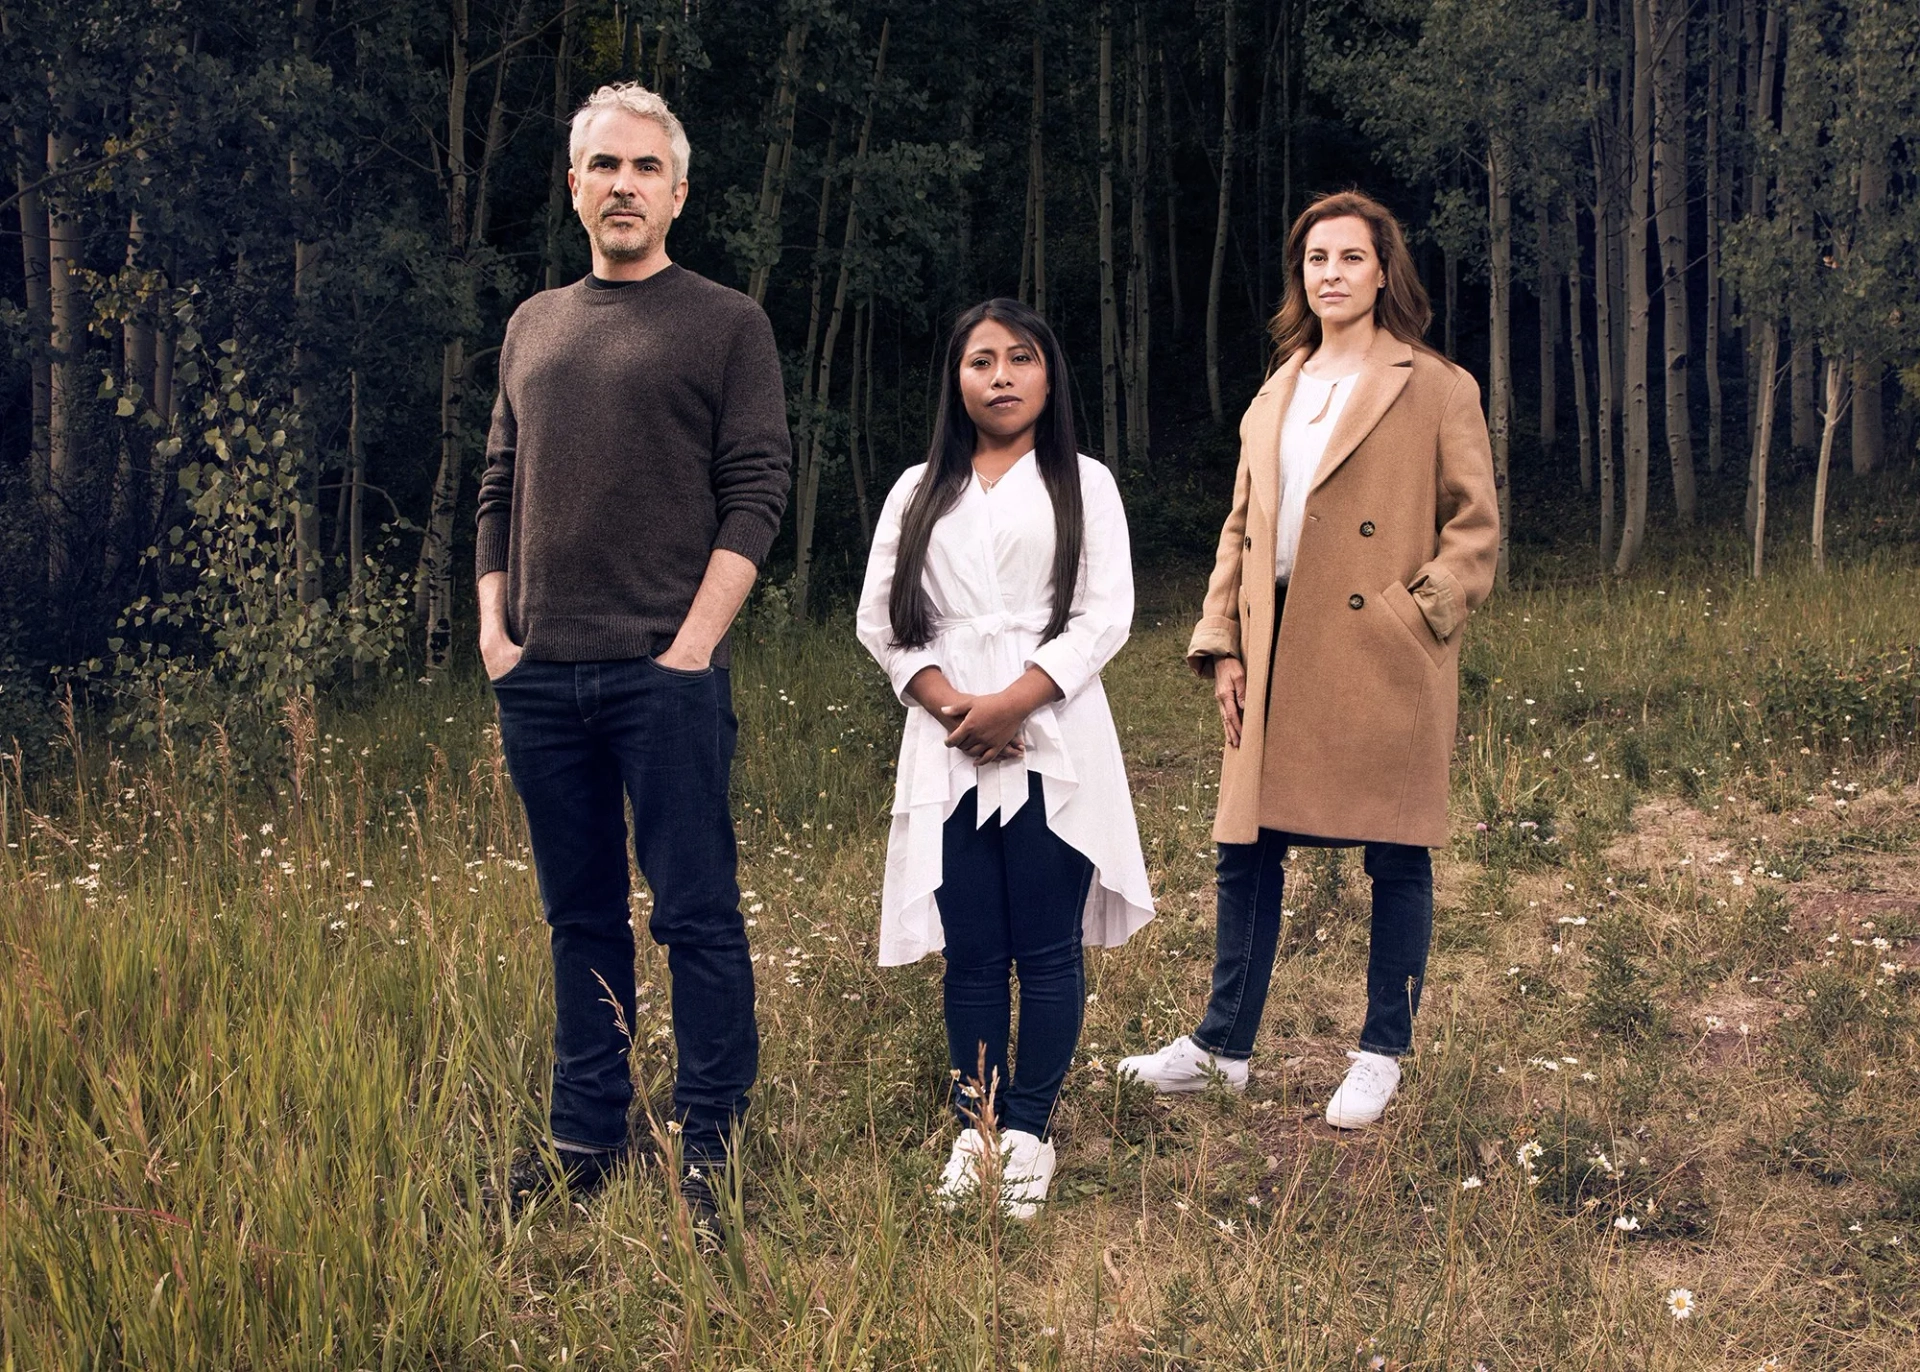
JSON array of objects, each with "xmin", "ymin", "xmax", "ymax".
[{"xmin": 590, "ymin": 211, "xmax": 662, "ymax": 265}]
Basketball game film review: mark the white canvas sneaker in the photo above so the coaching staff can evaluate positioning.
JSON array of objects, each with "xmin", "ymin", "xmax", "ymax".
[
  {"xmin": 936, "ymin": 1128, "xmax": 988, "ymax": 1209},
  {"xmin": 998, "ymin": 1129, "xmax": 1057, "ymax": 1220},
  {"xmin": 1115, "ymin": 1035, "xmax": 1250, "ymax": 1093},
  {"xmin": 1323, "ymin": 1050, "xmax": 1401, "ymax": 1129}
]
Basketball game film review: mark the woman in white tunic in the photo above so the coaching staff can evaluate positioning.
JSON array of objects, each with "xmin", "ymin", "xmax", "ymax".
[{"xmin": 857, "ymin": 298, "xmax": 1153, "ymax": 1218}]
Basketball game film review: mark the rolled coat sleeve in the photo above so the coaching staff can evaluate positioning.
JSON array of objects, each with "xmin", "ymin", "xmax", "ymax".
[
  {"xmin": 1409, "ymin": 368, "xmax": 1500, "ymax": 641},
  {"xmin": 1026, "ymin": 459, "xmax": 1133, "ymax": 702},
  {"xmin": 856, "ymin": 468, "xmax": 944, "ymax": 703}
]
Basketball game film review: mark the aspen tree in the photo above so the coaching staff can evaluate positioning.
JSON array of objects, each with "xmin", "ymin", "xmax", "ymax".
[
  {"xmin": 290, "ymin": 0, "xmax": 322, "ymax": 606},
  {"xmin": 1614, "ymin": 0, "xmax": 1653, "ymax": 574},
  {"xmin": 1703, "ymin": 0, "xmax": 1726, "ymax": 473},
  {"xmin": 1126, "ymin": 2, "xmax": 1151, "ymax": 468},
  {"xmin": 1649, "ymin": 0, "xmax": 1694, "ymax": 524},
  {"xmin": 9, "ymin": 98, "xmax": 51, "ymax": 512},
  {"xmin": 1809, "ymin": 358, "xmax": 1844, "ymax": 574},
  {"xmin": 1566, "ymin": 201, "xmax": 1595, "ymax": 495},
  {"xmin": 1749, "ymin": 324, "xmax": 1779, "ymax": 578},
  {"xmin": 1536, "ymin": 200, "xmax": 1558, "ymax": 453},
  {"xmin": 46, "ymin": 113, "xmax": 81, "ymax": 596},
  {"xmin": 1206, "ymin": 0, "xmax": 1237, "ymax": 426},
  {"xmin": 748, "ymin": 19, "xmax": 808, "ymax": 307},
  {"xmin": 794, "ymin": 22, "xmax": 888, "ymax": 621},
  {"xmin": 1097, "ymin": 3, "xmax": 1122, "ymax": 463},
  {"xmin": 1019, "ymin": 24, "xmax": 1048, "ymax": 315}
]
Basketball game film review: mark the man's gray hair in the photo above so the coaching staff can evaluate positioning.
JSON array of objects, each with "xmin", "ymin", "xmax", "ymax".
[{"xmin": 569, "ymin": 82, "xmax": 690, "ymax": 182}]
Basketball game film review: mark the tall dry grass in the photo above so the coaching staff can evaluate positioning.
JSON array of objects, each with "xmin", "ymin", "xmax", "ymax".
[{"xmin": 3, "ymin": 563, "xmax": 1918, "ymax": 1368}]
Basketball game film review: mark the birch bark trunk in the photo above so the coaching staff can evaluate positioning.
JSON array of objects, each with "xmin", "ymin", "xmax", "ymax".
[
  {"xmin": 1850, "ymin": 140, "xmax": 1887, "ymax": 475},
  {"xmin": 794, "ymin": 22, "xmax": 889, "ymax": 622},
  {"xmin": 1487, "ymin": 140, "xmax": 1513, "ymax": 588},
  {"xmin": 1809, "ymin": 357, "xmax": 1844, "ymax": 573},
  {"xmin": 747, "ymin": 20, "xmax": 807, "ymax": 307},
  {"xmin": 1650, "ymin": 0, "xmax": 1695, "ymax": 523},
  {"xmin": 46, "ymin": 118, "xmax": 82, "ymax": 596},
  {"xmin": 1205, "ymin": 0, "xmax": 1237, "ymax": 426},
  {"xmin": 291, "ymin": 0, "xmax": 321, "ymax": 606},
  {"xmin": 11, "ymin": 115, "xmax": 51, "ymax": 506},
  {"xmin": 1158, "ymin": 47, "xmax": 1181, "ymax": 335},
  {"xmin": 1126, "ymin": 3, "xmax": 1150, "ymax": 468},
  {"xmin": 1097, "ymin": 6, "xmax": 1121, "ymax": 463},
  {"xmin": 1749, "ymin": 323, "xmax": 1778, "ymax": 577},
  {"xmin": 544, "ymin": 4, "xmax": 574, "ymax": 290},
  {"xmin": 1566, "ymin": 201, "xmax": 1594, "ymax": 495},
  {"xmin": 1615, "ymin": 0, "xmax": 1654, "ymax": 574},
  {"xmin": 1536, "ymin": 202, "xmax": 1558, "ymax": 453},
  {"xmin": 1704, "ymin": 0, "xmax": 1725, "ymax": 473}
]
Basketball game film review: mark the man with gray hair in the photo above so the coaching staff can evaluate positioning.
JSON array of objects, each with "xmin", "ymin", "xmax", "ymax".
[{"xmin": 476, "ymin": 82, "xmax": 790, "ymax": 1221}]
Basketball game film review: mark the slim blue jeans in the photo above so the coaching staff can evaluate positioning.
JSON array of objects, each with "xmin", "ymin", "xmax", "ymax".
[
  {"xmin": 1192, "ymin": 830, "xmax": 1433, "ymax": 1060},
  {"xmin": 937, "ymin": 775, "xmax": 1095, "ymax": 1139},
  {"xmin": 492, "ymin": 657, "xmax": 757, "ymax": 1164}
]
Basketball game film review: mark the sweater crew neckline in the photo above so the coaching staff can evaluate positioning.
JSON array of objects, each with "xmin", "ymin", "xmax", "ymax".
[{"xmin": 581, "ymin": 264, "xmax": 682, "ymax": 293}]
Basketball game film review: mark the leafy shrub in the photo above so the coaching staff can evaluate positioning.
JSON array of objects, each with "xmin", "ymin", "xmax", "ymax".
[
  {"xmin": 1758, "ymin": 644, "xmax": 1920, "ymax": 750},
  {"xmin": 84, "ymin": 329, "xmax": 410, "ymax": 774}
]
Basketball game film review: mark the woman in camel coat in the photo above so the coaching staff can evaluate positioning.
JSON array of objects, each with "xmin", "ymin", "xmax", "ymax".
[{"xmin": 1120, "ymin": 190, "xmax": 1498, "ymax": 1128}]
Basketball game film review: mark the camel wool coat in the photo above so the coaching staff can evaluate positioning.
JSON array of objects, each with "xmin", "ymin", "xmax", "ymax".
[{"xmin": 1187, "ymin": 331, "xmax": 1499, "ymax": 849}]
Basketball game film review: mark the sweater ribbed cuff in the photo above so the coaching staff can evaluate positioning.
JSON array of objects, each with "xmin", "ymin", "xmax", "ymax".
[
  {"xmin": 475, "ymin": 517, "xmax": 511, "ymax": 579},
  {"xmin": 714, "ymin": 510, "xmax": 780, "ymax": 568}
]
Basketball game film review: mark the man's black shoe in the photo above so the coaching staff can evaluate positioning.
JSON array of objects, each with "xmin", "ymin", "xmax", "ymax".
[
  {"xmin": 677, "ymin": 1161, "xmax": 725, "ymax": 1249},
  {"xmin": 494, "ymin": 1144, "xmax": 624, "ymax": 1216}
]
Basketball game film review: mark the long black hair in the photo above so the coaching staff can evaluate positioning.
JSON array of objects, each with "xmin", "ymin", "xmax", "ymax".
[{"xmin": 888, "ymin": 298, "xmax": 1086, "ymax": 649}]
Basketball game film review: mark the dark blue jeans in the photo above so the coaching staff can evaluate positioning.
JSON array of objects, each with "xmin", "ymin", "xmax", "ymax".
[
  {"xmin": 493, "ymin": 657, "xmax": 756, "ymax": 1164},
  {"xmin": 1192, "ymin": 830, "xmax": 1432, "ymax": 1060},
  {"xmin": 937, "ymin": 775, "xmax": 1095, "ymax": 1138}
]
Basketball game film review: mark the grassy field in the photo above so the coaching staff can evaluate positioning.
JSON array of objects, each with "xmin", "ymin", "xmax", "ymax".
[{"xmin": 4, "ymin": 560, "xmax": 1919, "ymax": 1369}]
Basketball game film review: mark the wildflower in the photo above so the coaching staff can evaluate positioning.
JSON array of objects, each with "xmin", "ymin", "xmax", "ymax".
[
  {"xmin": 1613, "ymin": 1214, "xmax": 1640, "ymax": 1231},
  {"xmin": 1516, "ymin": 1140, "xmax": 1544, "ymax": 1167},
  {"xmin": 1215, "ymin": 1217, "xmax": 1238, "ymax": 1236},
  {"xmin": 1666, "ymin": 1288, "xmax": 1695, "ymax": 1320},
  {"xmin": 1460, "ymin": 1176, "xmax": 1483, "ymax": 1190}
]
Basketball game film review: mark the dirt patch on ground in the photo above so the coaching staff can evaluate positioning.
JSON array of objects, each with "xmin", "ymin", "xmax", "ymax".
[{"xmin": 1603, "ymin": 796, "xmax": 1724, "ymax": 872}]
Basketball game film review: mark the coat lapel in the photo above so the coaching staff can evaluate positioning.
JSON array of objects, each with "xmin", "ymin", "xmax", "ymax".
[
  {"xmin": 1246, "ymin": 350, "xmax": 1306, "ymax": 518},
  {"xmin": 1309, "ymin": 333, "xmax": 1413, "ymax": 492}
]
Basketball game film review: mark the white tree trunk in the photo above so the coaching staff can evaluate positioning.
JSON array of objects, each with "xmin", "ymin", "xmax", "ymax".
[
  {"xmin": 1809, "ymin": 357, "xmax": 1845, "ymax": 574},
  {"xmin": 1205, "ymin": 0, "xmax": 1237, "ymax": 425}
]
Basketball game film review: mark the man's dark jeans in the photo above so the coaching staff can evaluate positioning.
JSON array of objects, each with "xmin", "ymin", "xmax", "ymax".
[
  {"xmin": 493, "ymin": 657, "xmax": 756, "ymax": 1164},
  {"xmin": 1192, "ymin": 830, "xmax": 1432, "ymax": 1060}
]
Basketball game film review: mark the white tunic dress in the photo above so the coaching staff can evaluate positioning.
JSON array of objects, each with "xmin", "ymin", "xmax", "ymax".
[{"xmin": 856, "ymin": 452, "xmax": 1156, "ymax": 967}]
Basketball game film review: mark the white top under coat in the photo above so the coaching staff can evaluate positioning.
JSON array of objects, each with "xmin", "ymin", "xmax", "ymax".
[
  {"xmin": 856, "ymin": 451, "xmax": 1156, "ymax": 967},
  {"xmin": 1273, "ymin": 371, "xmax": 1356, "ymax": 584}
]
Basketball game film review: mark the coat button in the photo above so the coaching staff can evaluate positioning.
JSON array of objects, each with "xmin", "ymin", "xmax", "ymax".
[
  {"xmin": 1348, "ymin": 593, "xmax": 1365, "ymax": 610},
  {"xmin": 1359, "ymin": 521, "xmax": 1375, "ymax": 537}
]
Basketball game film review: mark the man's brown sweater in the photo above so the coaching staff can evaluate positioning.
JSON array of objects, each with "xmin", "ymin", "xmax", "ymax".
[{"xmin": 475, "ymin": 266, "xmax": 791, "ymax": 665}]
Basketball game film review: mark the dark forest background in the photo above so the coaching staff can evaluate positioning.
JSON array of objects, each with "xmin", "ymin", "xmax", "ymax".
[{"xmin": 2, "ymin": 0, "xmax": 1917, "ymax": 752}]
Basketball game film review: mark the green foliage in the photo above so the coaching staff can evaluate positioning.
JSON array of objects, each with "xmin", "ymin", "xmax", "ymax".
[
  {"xmin": 1582, "ymin": 917, "xmax": 1661, "ymax": 1041},
  {"xmin": 1757, "ymin": 644, "xmax": 1920, "ymax": 753},
  {"xmin": 87, "ymin": 330, "xmax": 410, "ymax": 773}
]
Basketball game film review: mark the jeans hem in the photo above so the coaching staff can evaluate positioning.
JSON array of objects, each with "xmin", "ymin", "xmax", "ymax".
[
  {"xmin": 1354, "ymin": 1040, "xmax": 1410, "ymax": 1059},
  {"xmin": 1186, "ymin": 1031, "xmax": 1249, "ymax": 1062}
]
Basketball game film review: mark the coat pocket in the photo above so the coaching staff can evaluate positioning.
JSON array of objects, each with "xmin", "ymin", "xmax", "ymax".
[{"xmin": 1381, "ymin": 580, "xmax": 1449, "ymax": 669}]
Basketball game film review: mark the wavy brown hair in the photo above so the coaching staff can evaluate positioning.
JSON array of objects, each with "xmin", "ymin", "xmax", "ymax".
[{"xmin": 1266, "ymin": 190, "xmax": 1442, "ymax": 367}]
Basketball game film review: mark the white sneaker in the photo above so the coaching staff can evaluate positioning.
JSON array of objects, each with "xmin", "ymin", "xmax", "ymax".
[
  {"xmin": 998, "ymin": 1129, "xmax": 1057, "ymax": 1220},
  {"xmin": 936, "ymin": 1128, "xmax": 988, "ymax": 1209},
  {"xmin": 1115, "ymin": 1035, "xmax": 1250, "ymax": 1094},
  {"xmin": 1324, "ymin": 1050, "xmax": 1401, "ymax": 1129}
]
